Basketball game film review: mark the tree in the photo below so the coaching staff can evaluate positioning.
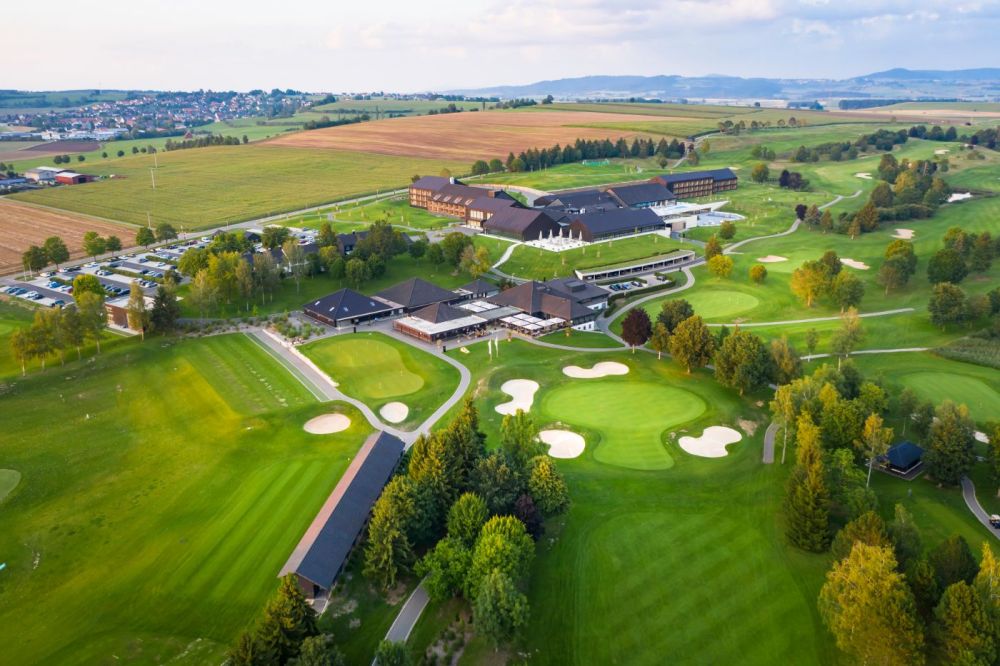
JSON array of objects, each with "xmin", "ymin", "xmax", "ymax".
[
  {"xmin": 831, "ymin": 307, "xmax": 864, "ymax": 366},
  {"xmin": 830, "ymin": 510, "xmax": 891, "ymax": 561},
  {"xmin": 254, "ymin": 574, "xmax": 318, "ymax": 663},
  {"xmin": 136, "ymin": 226, "xmax": 155, "ymax": 247},
  {"xmin": 878, "ymin": 255, "xmax": 912, "ymax": 295},
  {"xmin": 785, "ymin": 413, "xmax": 831, "ymax": 551},
  {"xmin": 750, "ymin": 162, "xmax": 769, "ymax": 183},
  {"xmin": 21, "ymin": 245, "xmax": 48, "ymax": 274},
  {"xmin": 926, "ymin": 401, "xmax": 976, "ymax": 486},
  {"xmin": 344, "ymin": 257, "xmax": 369, "ymax": 289},
  {"xmin": 831, "ymin": 271, "xmax": 864, "ymax": 311},
  {"xmin": 9, "ymin": 327, "xmax": 31, "ymax": 376},
  {"xmin": 858, "ymin": 413, "xmax": 893, "ymax": 488},
  {"xmin": 472, "ymin": 452, "xmax": 523, "ymax": 515},
  {"xmin": 714, "ymin": 330, "xmax": 771, "ymax": 395},
  {"xmin": 149, "ymin": 285, "xmax": 180, "ymax": 333},
  {"xmin": 931, "ymin": 535, "xmax": 979, "ymax": 590},
  {"xmin": 819, "ymin": 543, "xmax": 925, "ymax": 666},
  {"xmin": 75, "ymin": 291, "xmax": 106, "ymax": 353},
  {"xmin": 819, "ymin": 209, "xmax": 834, "ymax": 234},
  {"xmin": 459, "ymin": 245, "xmax": 491, "ymax": 278},
  {"xmin": 42, "ymin": 236, "xmax": 69, "ymax": 269},
  {"xmin": 704, "ymin": 235, "xmax": 723, "ymax": 260},
  {"xmin": 426, "ymin": 243, "xmax": 445, "ymax": 265},
  {"xmin": 975, "ymin": 543, "xmax": 1000, "ymax": 647},
  {"xmin": 804, "ymin": 328, "xmax": 819, "ymax": 357},
  {"xmin": 447, "ymin": 492, "xmax": 489, "ymax": 547},
  {"xmin": 933, "ymin": 581, "xmax": 996, "ymax": 666},
  {"xmin": 528, "ymin": 457, "xmax": 569, "ymax": 515},
  {"xmin": 473, "ymin": 569, "xmax": 530, "ymax": 648},
  {"xmin": 790, "ymin": 260, "xmax": 829, "ymax": 307},
  {"xmin": 928, "ymin": 282, "xmax": 967, "ymax": 330},
  {"xmin": 59, "ymin": 304, "xmax": 85, "ymax": 360},
  {"xmin": 928, "ymin": 247, "xmax": 968, "ymax": 285},
  {"xmin": 970, "ymin": 233, "xmax": 995, "ymax": 273},
  {"xmin": 668, "ymin": 315, "xmax": 715, "ymax": 374},
  {"xmin": 316, "ymin": 222, "xmax": 337, "ymax": 249},
  {"xmin": 769, "ymin": 336, "xmax": 802, "ymax": 385},
  {"xmin": 188, "ymin": 269, "xmax": 219, "ymax": 318},
  {"xmin": 440, "ymin": 232, "xmax": 474, "ymax": 267},
  {"xmin": 373, "ymin": 641, "xmax": 412, "ymax": 666},
  {"xmin": 71, "ymin": 273, "xmax": 105, "ymax": 298},
  {"xmin": 649, "ymin": 321, "xmax": 671, "ymax": 360},
  {"xmin": 499, "ymin": 410, "xmax": 543, "ymax": 468},
  {"xmin": 125, "ymin": 281, "xmax": 148, "ymax": 339},
  {"xmin": 870, "ymin": 181, "xmax": 894, "ymax": 207},
  {"xmin": 466, "ymin": 516, "xmax": 535, "ymax": 598},
  {"xmin": 706, "ymin": 254, "xmax": 734, "ymax": 278},
  {"xmin": 82, "ymin": 231, "xmax": 106, "ymax": 260},
  {"xmin": 621, "ymin": 307, "xmax": 652, "ymax": 352},
  {"xmin": 749, "ymin": 263, "xmax": 767, "ymax": 284},
  {"xmin": 154, "ymin": 223, "xmax": 178, "ymax": 242},
  {"xmin": 657, "ymin": 299, "xmax": 694, "ymax": 333},
  {"xmin": 282, "ymin": 239, "xmax": 306, "ymax": 292},
  {"xmin": 889, "ymin": 504, "xmax": 923, "ymax": 569},
  {"xmin": 416, "ymin": 536, "xmax": 471, "ymax": 601},
  {"xmin": 293, "ymin": 634, "xmax": 345, "ymax": 666},
  {"xmin": 718, "ymin": 220, "xmax": 736, "ymax": 240},
  {"xmin": 364, "ymin": 477, "xmax": 416, "ymax": 590}
]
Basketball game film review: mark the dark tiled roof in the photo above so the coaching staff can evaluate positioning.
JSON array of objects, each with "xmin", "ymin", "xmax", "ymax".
[
  {"xmin": 430, "ymin": 183, "xmax": 494, "ymax": 206},
  {"xmin": 411, "ymin": 175, "xmax": 454, "ymax": 191},
  {"xmin": 489, "ymin": 281, "xmax": 594, "ymax": 322},
  {"xmin": 412, "ymin": 302, "xmax": 472, "ymax": 323},
  {"xmin": 279, "ymin": 431, "xmax": 404, "ymax": 590},
  {"xmin": 607, "ymin": 182, "xmax": 676, "ymax": 207},
  {"xmin": 887, "ymin": 442, "xmax": 924, "ymax": 469},
  {"xmin": 483, "ymin": 208, "xmax": 560, "ymax": 236},
  {"xmin": 544, "ymin": 277, "xmax": 612, "ymax": 303},
  {"xmin": 536, "ymin": 188, "xmax": 618, "ymax": 209},
  {"xmin": 569, "ymin": 208, "xmax": 664, "ymax": 236},
  {"xmin": 468, "ymin": 196, "xmax": 518, "ymax": 213},
  {"xmin": 375, "ymin": 278, "xmax": 459, "ymax": 310},
  {"xmin": 457, "ymin": 278, "xmax": 499, "ymax": 295},
  {"xmin": 304, "ymin": 288, "xmax": 400, "ymax": 320},
  {"xmin": 652, "ymin": 168, "xmax": 737, "ymax": 185}
]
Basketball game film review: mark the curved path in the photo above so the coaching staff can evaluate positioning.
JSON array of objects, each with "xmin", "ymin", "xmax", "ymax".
[
  {"xmin": 706, "ymin": 307, "xmax": 915, "ymax": 328},
  {"xmin": 802, "ymin": 347, "xmax": 929, "ymax": 361},
  {"xmin": 961, "ymin": 477, "xmax": 1000, "ymax": 541},
  {"xmin": 762, "ymin": 423, "xmax": 778, "ymax": 464}
]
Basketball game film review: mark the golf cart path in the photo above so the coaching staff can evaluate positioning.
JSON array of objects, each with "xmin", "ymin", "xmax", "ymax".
[
  {"xmin": 491, "ymin": 239, "xmax": 523, "ymax": 269},
  {"xmin": 961, "ymin": 477, "xmax": 1000, "ymax": 541},
  {"xmin": 707, "ymin": 307, "xmax": 914, "ymax": 328},
  {"xmin": 383, "ymin": 581, "xmax": 430, "ymax": 644},
  {"xmin": 763, "ymin": 423, "xmax": 778, "ymax": 464},
  {"xmin": 802, "ymin": 347, "xmax": 929, "ymax": 361}
]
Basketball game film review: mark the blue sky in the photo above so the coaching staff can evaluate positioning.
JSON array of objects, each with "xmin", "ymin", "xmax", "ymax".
[{"xmin": 2, "ymin": 0, "xmax": 998, "ymax": 91}]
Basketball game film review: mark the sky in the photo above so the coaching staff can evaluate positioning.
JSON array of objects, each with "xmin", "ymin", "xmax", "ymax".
[{"xmin": 2, "ymin": 0, "xmax": 999, "ymax": 92}]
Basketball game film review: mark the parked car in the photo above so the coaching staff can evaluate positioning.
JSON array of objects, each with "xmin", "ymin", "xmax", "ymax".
[
  {"xmin": 990, "ymin": 515, "xmax": 1000, "ymax": 529},
  {"xmin": 138, "ymin": 257, "xmax": 149, "ymax": 263},
  {"xmin": 51, "ymin": 299, "xmax": 65, "ymax": 308}
]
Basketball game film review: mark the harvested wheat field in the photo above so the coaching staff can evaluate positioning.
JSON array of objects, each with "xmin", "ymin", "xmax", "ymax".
[
  {"xmin": 0, "ymin": 199, "xmax": 133, "ymax": 273},
  {"xmin": 268, "ymin": 109, "xmax": 667, "ymax": 160}
]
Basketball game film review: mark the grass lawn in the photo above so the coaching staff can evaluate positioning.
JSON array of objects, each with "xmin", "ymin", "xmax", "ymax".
[
  {"xmin": 500, "ymin": 234, "xmax": 689, "ymax": 280},
  {"xmin": 0, "ymin": 469, "xmax": 21, "ymax": 502},
  {"xmin": 538, "ymin": 328, "xmax": 624, "ymax": 349},
  {"xmin": 0, "ymin": 333, "xmax": 374, "ymax": 664},
  {"xmin": 12, "ymin": 145, "xmax": 465, "ymax": 229},
  {"xmin": 331, "ymin": 196, "xmax": 455, "ymax": 230},
  {"xmin": 301, "ymin": 332, "xmax": 460, "ymax": 429}
]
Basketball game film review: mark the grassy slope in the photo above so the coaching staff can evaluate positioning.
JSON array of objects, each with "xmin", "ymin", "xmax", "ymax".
[
  {"xmin": 301, "ymin": 332, "xmax": 460, "ymax": 429},
  {"xmin": 499, "ymin": 234, "xmax": 689, "ymax": 281},
  {"xmin": 12, "ymin": 145, "xmax": 465, "ymax": 229},
  {"xmin": 0, "ymin": 333, "xmax": 372, "ymax": 664}
]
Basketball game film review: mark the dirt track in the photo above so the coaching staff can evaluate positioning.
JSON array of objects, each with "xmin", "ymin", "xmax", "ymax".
[
  {"xmin": 0, "ymin": 199, "xmax": 133, "ymax": 273},
  {"xmin": 267, "ymin": 109, "xmax": 674, "ymax": 160}
]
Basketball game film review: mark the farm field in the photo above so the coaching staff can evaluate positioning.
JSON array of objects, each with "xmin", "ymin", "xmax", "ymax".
[
  {"xmin": 0, "ymin": 199, "xmax": 136, "ymax": 274},
  {"xmin": 0, "ymin": 333, "xmax": 373, "ymax": 664},
  {"xmin": 300, "ymin": 332, "xmax": 460, "ymax": 429},
  {"xmin": 12, "ymin": 145, "xmax": 466, "ymax": 229},
  {"xmin": 266, "ymin": 108, "xmax": 670, "ymax": 161}
]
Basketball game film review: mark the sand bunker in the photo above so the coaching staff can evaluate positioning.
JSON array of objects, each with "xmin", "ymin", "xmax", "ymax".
[
  {"xmin": 303, "ymin": 413, "xmax": 351, "ymax": 434},
  {"xmin": 935, "ymin": 149, "xmax": 951, "ymax": 155},
  {"xmin": 540, "ymin": 430, "xmax": 586, "ymax": 459},
  {"xmin": 756, "ymin": 255, "xmax": 788, "ymax": 263},
  {"xmin": 855, "ymin": 172, "xmax": 873, "ymax": 180},
  {"xmin": 380, "ymin": 402, "xmax": 409, "ymax": 424},
  {"xmin": 893, "ymin": 228, "xmax": 915, "ymax": 240},
  {"xmin": 948, "ymin": 192, "xmax": 973, "ymax": 203},
  {"xmin": 976, "ymin": 431, "xmax": 991, "ymax": 444},
  {"xmin": 678, "ymin": 426, "xmax": 743, "ymax": 458},
  {"xmin": 0, "ymin": 469, "xmax": 21, "ymax": 502},
  {"xmin": 496, "ymin": 379, "xmax": 540, "ymax": 415},
  {"xmin": 563, "ymin": 362, "xmax": 630, "ymax": 379},
  {"xmin": 841, "ymin": 258, "xmax": 870, "ymax": 270}
]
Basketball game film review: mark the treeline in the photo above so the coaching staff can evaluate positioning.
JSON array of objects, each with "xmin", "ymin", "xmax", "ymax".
[
  {"xmin": 363, "ymin": 402, "xmax": 570, "ymax": 651},
  {"xmin": 495, "ymin": 98, "xmax": 536, "ymax": 109},
  {"xmin": 427, "ymin": 104, "xmax": 465, "ymax": 115},
  {"xmin": 773, "ymin": 358, "xmax": 1000, "ymax": 664},
  {"xmin": 837, "ymin": 98, "xmax": 958, "ymax": 110},
  {"xmin": 163, "ymin": 134, "xmax": 249, "ymax": 151},
  {"xmin": 301, "ymin": 114, "xmax": 369, "ymax": 130},
  {"xmin": 469, "ymin": 136, "xmax": 689, "ymax": 175},
  {"xmin": 716, "ymin": 117, "xmax": 809, "ymax": 135}
]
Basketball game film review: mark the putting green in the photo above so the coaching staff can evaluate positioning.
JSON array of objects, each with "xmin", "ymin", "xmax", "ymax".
[
  {"xmin": 0, "ymin": 469, "xmax": 21, "ymax": 502},
  {"xmin": 304, "ymin": 337, "xmax": 424, "ymax": 399},
  {"xmin": 684, "ymin": 290, "xmax": 761, "ymax": 320},
  {"xmin": 897, "ymin": 371, "xmax": 1000, "ymax": 422},
  {"xmin": 541, "ymin": 381, "xmax": 706, "ymax": 470}
]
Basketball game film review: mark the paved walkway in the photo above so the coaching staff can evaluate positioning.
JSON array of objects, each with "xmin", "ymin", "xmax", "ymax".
[
  {"xmin": 383, "ymin": 582, "xmax": 430, "ymax": 643},
  {"xmin": 961, "ymin": 477, "xmax": 1000, "ymax": 541},
  {"xmin": 707, "ymin": 307, "xmax": 915, "ymax": 328},
  {"xmin": 762, "ymin": 423, "xmax": 778, "ymax": 464},
  {"xmin": 802, "ymin": 347, "xmax": 929, "ymax": 362}
]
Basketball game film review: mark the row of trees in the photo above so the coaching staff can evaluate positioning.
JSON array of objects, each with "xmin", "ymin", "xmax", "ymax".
[
  {"xmin": 928, "ymin": 226, "xmax": 997, "ymax": 286},
  {"xmin": 363, "ymin": 402, "xmax": 569, "ymax": 649},
  {"xmin": 135, "ymin": 222, "xmax": 178, "ymax": 247},
  {"xmin": 790, "ymin": 250, "xmax": 867, "ymax": 309},
  {"xmin": 468, "ymin": 136, "xmax": 690, "ymax": 176}
]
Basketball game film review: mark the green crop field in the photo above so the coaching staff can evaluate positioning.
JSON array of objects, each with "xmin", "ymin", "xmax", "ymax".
[
  {"xmin": 0, "ymin": 333, "xmax": 374, "ymax": 664},
  {"xmin": 12, "ymin": 145, "xmax": 464, "ymax": 229},
  {"xmin": 301, "ymin": 332, "xmax": 460, "ymax": 429}
]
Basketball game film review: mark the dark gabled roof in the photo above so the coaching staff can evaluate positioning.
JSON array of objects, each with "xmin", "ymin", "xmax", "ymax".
[
  {"xmin": 410, "ymin": 175, "xmax": 454, "ymax": 191},
  {"xmin": 304, "ymin": 288, "xmax": 400, "ymax": 320},
  {"xmin": 887, "ymin": 442, "xmax": 924, "ymax": 469},
  {"xmin": 375, "ymin": 278, "xmax": 458, "ymax": 310},
  {"xmin": 279, "ymin": 431, "xmax": 404, "ymax": 590},
  {"xmin": 468, "ymin": 196, "xmax": 518, "ymax": 213},
  {"xmin": 607, "ymin": 182, "xmax": 676, "ymax": 207},
  {"xmin": 483, "ymin": 208, "xmax": 560, "ymax": 236},
  {"xmin": 544, "ymin": 277, "xmax": 611, "ymax": 302},
  {"xmin": 430, "ymin": 183, "xmax": 494, "ymax": 207},
  {"xmin": 536, "ymin": 188, "xmax": 619, "ymax": 210},
  {"xmin": 652, "ymin": 168, "xmax": 738, "ymax": 185},
  {"xmin": 411, "ymin": 302, "xmax": 471, "ymax": 324},
  {"xmin": 569, "ymin": 208, "xmax": 664, "ymax": 235},
  {"xmin": 488, "ymin": 281, "xmax": 594, "ymax": 321},
  {"xmin": 456, "ymin": 278, "xmax": 499, "ymax": 295}
]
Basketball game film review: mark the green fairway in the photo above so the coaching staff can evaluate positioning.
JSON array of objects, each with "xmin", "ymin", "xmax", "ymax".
[
  {"xmin": 301, "ymin": 332, "xmax": 460, "ymax": 428},
  {"xmin": 12, "ymin": 145, "xmax": 465, "ymax": 228},
  {"xmin": 0, "ymin": 469, "xmax": 21, "ymax": 502},
  {"xmin": 542, "ymin": 380, "xmax": 706, "ymax": 470},
  {"xmin": 0, "ymin": 333, "xmax": 372, "ymax": 664}
]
